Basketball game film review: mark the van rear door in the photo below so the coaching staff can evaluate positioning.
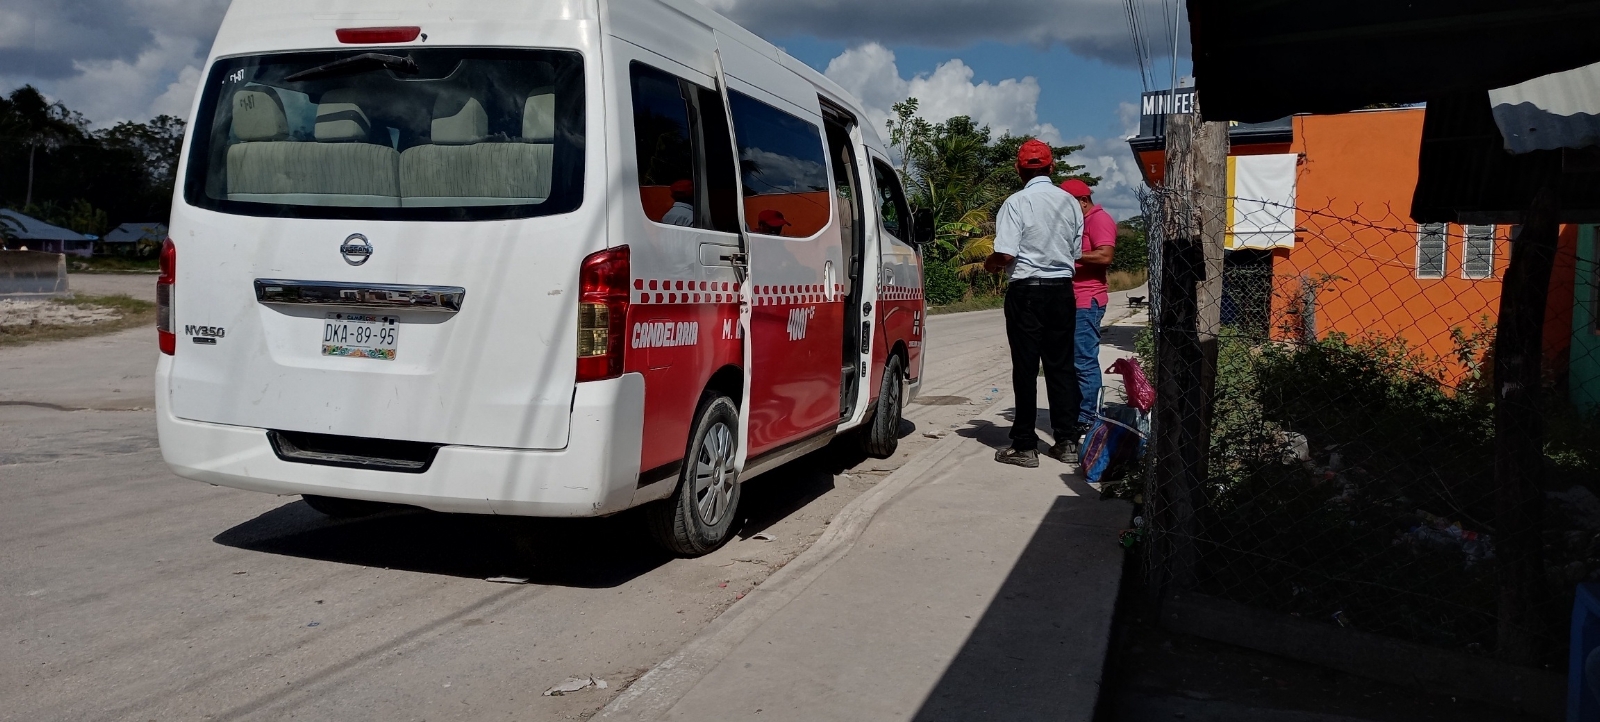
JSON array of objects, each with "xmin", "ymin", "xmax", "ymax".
[{"xmin": 167, "ymin": 47, "xmax": 596, "ymax": 450}]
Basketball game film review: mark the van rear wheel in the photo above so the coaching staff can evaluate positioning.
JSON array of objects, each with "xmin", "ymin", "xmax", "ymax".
[
  {"xmin": 647, "ymin": 393, "xmax": 742, "ymax": 556},
  {"xmin": 302, "ymin": 494, "xmax": 388, "ymax": 519},
  {"xmin": 859, "ymin": 355, "xmax": 905, "ymax": 459}
]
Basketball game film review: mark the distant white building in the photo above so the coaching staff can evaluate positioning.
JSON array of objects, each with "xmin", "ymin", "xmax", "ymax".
[{"xmin": 1, "ymin": 209, "xmax": 94, "ymax": 257}]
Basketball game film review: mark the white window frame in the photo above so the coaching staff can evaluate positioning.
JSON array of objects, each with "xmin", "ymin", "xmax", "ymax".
[
  {"xmin": 1415, "ymin": 223, "xmax": 1447, "ymax": 279},
  {"xmin": 1462, "ymin": 225, "xmax": 1495, "ymax": 279}
]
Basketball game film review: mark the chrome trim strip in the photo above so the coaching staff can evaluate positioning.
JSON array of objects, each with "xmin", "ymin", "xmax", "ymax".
[{"xmin": 254, "ymin": 279, "xmax": 465, "ymax": 313}]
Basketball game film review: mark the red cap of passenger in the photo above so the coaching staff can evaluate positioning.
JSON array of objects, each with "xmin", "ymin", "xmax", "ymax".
[
  {"xmin": 758, "ymin": 209, "xmax": 791, "ymax": 227},
  {"xmin": 1015, "ymin": 139, "xmax": 1054, "ymax": 169},
  {"xmin": 1059, "ymin": 179, "xmax": 1093, "ymax": 198}
]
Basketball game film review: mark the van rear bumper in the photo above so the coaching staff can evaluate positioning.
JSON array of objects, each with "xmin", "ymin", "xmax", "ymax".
[{"xmin": 156, "ymin": 360, "xmax": 646, "ymax": 517}]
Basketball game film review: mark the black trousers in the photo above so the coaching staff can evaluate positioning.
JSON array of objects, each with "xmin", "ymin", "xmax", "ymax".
[{"xmin": 1004, "ymin": 280, "xmax": 1082, "ymax": 449}]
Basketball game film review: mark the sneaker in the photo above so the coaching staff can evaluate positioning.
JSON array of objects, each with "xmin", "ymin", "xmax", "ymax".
[
  {"xmin": 994, "ymin": 447, "xmax": 1039, "ymax": 468},
  {"xmin": 1046, "ymin": 439, "xmax": 1079, "ymax": 464}
]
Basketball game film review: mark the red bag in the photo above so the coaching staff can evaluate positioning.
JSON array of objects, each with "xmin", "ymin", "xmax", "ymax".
[{"xmin": 1109, "ymin": 357, "xmax": 1155, "ymax": 411}]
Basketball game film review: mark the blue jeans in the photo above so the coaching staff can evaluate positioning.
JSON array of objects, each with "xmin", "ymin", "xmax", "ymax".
[{"xmin": 1075, "ymin": 299, "xmax": 1105, "ymax": 424}]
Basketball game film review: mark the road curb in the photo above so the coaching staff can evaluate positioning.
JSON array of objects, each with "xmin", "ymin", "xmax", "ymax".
[{"xmin": 597, "ymin": 396, "xmax": 1013, "ymax": 720}]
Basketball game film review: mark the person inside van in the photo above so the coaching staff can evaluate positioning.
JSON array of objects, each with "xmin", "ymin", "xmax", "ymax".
[
  {"xmin": 756, "ymin": 209, "xmax": 792, "ymax": 236},
  {"xmin": 662, "ymin": 180, "xmax": 695, "ymax": 226}
]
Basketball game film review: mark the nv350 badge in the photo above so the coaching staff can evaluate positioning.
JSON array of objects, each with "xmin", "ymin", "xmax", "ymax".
[{"xmin": 185, "ymin": 325, "xmax": 226, "ymax": 345}]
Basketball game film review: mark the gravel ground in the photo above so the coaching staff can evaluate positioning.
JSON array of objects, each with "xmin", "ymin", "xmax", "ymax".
[{"xmin": 0, "ymin": 299, "xmax": 121, "ymax": 327}]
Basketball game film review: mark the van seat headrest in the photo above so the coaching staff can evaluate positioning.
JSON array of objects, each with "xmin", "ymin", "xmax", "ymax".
[
  {"xmin": 431, "ymin": 97, "xmax": 488, "ymax": 145},
  {"xmin": 315, "ymin": 89, "xmax": 372, "ymax": 142},
  {"xmin": 232, "ymin": 89, "xmax": 288, "ymax": 142},
  {"xmin": 523, "ymin": 94, "xmax": 555, "ymax": 142}
]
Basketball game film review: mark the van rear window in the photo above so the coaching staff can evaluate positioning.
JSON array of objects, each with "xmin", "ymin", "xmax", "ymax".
[{"xmin": 184, "ymin": 48, "xmax": 585, "ymax": 221}]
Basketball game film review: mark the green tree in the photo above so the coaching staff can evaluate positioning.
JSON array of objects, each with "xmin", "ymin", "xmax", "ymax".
[
  {"xmin": 0, "ymin": 86, "xmax": 87, "ymax": 207},
  {"xmin": 888, "ymin": 98, "xmax": 1101, "ymax": 297},
  {"xmin": 1, "ymin": 86, "xmax": 187, "ymax": 227},
  {"xmin": 98, "ymin": 115, "xmax": 187, "ymax": 197}
]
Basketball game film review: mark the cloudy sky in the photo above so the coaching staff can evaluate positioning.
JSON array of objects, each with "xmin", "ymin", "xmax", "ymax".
[{"xmin": 0, "ymin": 0, "xmax": 1190, "ymax": 218}]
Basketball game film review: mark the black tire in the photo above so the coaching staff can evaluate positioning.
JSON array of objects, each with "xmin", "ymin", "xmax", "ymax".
[
  {"xmin": 302, "ymin": 494, "xmax": 389, "ymax": 518},
  {"xmin": 647, "ymin": 393, "xmax": 742, "ymax": 556},
  {"xmin": 859, "ymin": 354, "xmax": 905, "ymax": 459}
]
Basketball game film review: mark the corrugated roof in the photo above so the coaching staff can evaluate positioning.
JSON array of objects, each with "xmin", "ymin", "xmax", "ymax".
[
  {"xmin": 103, "ymin": 222, "xmax": 167, "ymax": 244},
  {"xmin": 0, "ymin": 210, "xmax": 90, "ymax": 242},
  {"xmin": 1490, "ymin": 61, "xmax": 1600, "ymax": 154}
]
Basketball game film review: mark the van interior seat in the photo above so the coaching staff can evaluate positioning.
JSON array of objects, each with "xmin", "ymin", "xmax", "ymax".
[
  {"xmin": 399, "ymin": 94, "xmax": 555, "ymax": 207},
  {"xmin": 226, "ymin": 88, "xmax": 401, "ymax": 207}
]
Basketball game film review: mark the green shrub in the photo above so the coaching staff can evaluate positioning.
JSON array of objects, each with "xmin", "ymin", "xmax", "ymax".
[{"xmin": 923, "ymin": 259, "xmax": 967, "ymax": 306}]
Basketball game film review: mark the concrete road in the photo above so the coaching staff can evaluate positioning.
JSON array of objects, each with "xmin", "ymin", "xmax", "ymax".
[
  {"xmin": 68, "ymin": 273, "xmax": 158, "ymax": 303},
  {"xmin": 2, "ymin": 298, "xmax": 1112, "ymax": 721}
]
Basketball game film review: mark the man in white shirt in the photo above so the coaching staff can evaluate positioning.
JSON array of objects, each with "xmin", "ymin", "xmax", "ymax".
[
  {"xmin": 661, "ymin": 179, "xmax": 696, "ymax": 226},
  {"xmin": 982, "ymin": 139, "xmax": 1085, "ymax": 467}
]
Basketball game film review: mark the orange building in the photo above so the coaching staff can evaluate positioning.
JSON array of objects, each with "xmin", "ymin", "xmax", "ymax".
[
  {"xmin": 1130, "ymin": 101, "xmax": 1548, "ymax": 385},
  {"xmin": 1272, "ymin": 109, "xmax": 1510, "ymax": 379}
]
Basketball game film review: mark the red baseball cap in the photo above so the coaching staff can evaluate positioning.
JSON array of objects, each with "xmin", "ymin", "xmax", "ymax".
[
  {"xmin": 757, "ymin": 209, "xmax": 791, "ymax": 227},
  {"xmin": 1015, "ymin": 139, "xmax": 1054, "ymax": 169},
  {"xmin": 1059, "ymin": 179, "xmax": 1093, "ymax": 198}
]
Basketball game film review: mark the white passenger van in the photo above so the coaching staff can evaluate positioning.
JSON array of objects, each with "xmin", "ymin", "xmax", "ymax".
[{"xmin": 157, "ymin": 0, "xmax": 930, "ymax": 555}]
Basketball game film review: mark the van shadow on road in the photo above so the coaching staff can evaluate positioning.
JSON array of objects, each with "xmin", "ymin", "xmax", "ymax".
[
  {"xmin": 212, "ymin": 422, "xmax": 918, "ymax": 584},
  {"xmin": 214, "ymin": 502, "xmax": 672, "ymax": 587}
]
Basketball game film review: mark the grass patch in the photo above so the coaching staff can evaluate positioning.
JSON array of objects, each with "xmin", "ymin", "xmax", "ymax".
[
  {"xmin": 68, "ymin": 256, "xmax": 160, "ymax": 273},
  {"xmin": 928, "ymin": 293, "xmax": 1005, "ymax": 315},
  {"xmin": 1108, "ymin": 269, "xmax": 1148, "ymax": 292},
  {"xmin": 0, "ymin": 294, "xmax": 156, "ymax": 348}
]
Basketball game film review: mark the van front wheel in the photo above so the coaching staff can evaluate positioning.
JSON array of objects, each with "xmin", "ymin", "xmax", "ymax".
[
  {"xmin": 647, "ymin": 393, "xmax": 742, "ymax": 556},
  {"xmin": 859, "ymin": 355, "xmax": 905, "ymax": 458}
]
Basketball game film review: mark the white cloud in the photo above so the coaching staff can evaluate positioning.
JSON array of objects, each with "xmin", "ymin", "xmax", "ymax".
[
  {"xmin": 704, "ymin": 0, "xmax": 1164, "ymax": 67},
  {"xmin": 822, "ymin": 43, "xmax": 1144, "ymax": 220},
  {"xmin": 35, "ymin": 33, "xmax": 202, "ymax": 125},
  {"xmin": 0, "ymin": 0, "xmax": 226, "ymax": 125},
  {"xmin": 1070, "ymin": 134, "xmax": 1143, "ymax": 221},
  {"xmin": 824, "ymin": 43, "xmax": 1061, "ymax": 144}
]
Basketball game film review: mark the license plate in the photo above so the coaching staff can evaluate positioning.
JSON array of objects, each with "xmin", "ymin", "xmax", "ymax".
[{"xmin": 322, "ymin": 314, "xmax": 398, "ymax": 360}]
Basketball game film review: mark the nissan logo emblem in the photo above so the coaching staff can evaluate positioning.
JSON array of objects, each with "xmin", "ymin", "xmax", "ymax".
[{"xmin": 340, "ymin": 234, "xmax": 373, "ymax": 266}]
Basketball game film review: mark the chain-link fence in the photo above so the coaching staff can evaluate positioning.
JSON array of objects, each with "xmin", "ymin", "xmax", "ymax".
[{"xmin": 1131, "ymin": 185, "xmax": 1600, "ymax": 667}]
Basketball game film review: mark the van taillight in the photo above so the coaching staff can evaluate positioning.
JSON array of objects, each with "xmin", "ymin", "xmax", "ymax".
[
  {"xmin": 576, "ymin": 246, "xmax": 630, "ymax": 382},
  {"xmin": 157, "ymin": 238, "xmax": 176, "ymax": 355}
]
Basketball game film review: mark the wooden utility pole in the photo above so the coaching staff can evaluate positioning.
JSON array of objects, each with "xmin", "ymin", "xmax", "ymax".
[
  {"xmin": 1194, "ymin": 115, "xmax": 1229, "ymax": 404},
  {"xmin": 1492, "ymin": 170, "xmax": 1559, "ymax": 665},
  {"xmin": 1149, "ymin": 105, "xmax": 1230, "ymax": 595}
]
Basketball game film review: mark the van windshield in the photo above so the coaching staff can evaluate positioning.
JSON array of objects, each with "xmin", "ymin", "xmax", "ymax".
[{"xmin": 184, "ymin": 48, "xmax": 585, "ymax": 221}]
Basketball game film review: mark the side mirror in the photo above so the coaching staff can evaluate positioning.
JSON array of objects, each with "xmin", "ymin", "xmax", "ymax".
[{"xmin": 911, "ymin": 208, "xmax": 935, "ymax": 246}]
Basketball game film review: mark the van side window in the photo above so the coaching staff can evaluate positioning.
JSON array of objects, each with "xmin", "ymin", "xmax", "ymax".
[
  {"xmin": 728, "ymin": 91, "xmax": 830, "ymax": 238},
  {"xmin": 872, "ymin": 159, "xmax": 911, "ymax": 242},
  {"xmin": 630, "ymin": 63, "xmax": 699, "ymax": 227},
  {"xmin": 692, "ymin": 86, "xmax": 742, "ymax": 234},
  {"xmin": 628, "ymin": 63, "xmax": 741, "ymax": 233}
]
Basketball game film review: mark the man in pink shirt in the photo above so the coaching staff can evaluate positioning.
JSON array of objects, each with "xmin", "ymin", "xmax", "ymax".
[{"xmin": 1060, "ymin": 179, "xmax": 1117, "ymax": 428}]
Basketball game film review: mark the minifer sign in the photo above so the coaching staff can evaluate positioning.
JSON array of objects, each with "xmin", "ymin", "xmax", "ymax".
[{"xmin": 1140, "ymin": 88, "xmax": 1199, "ymax": 138}]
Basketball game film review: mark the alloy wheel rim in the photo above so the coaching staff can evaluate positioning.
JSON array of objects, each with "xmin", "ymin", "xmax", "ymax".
[{"xmin": 693, "ymin": 421, "xmax": 736, "ymax": 526}]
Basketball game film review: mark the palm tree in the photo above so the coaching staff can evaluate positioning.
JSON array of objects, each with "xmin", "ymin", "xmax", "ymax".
[
  {"xmin": 0, "ymin": 213, "xmax": 20, "ymax": 243},
  {"xmin": 1, "ymin": 86, "xmax": 84, "ymax": 207}
]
